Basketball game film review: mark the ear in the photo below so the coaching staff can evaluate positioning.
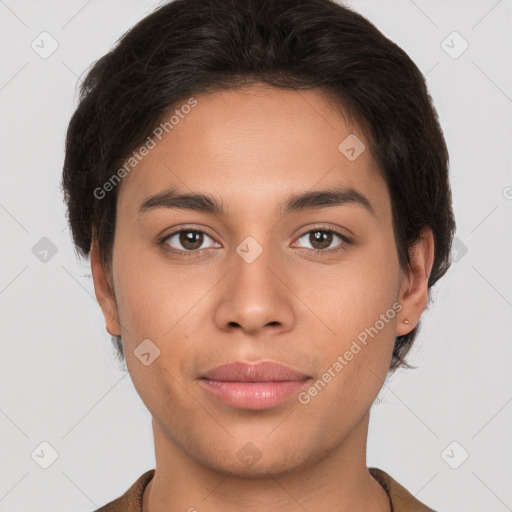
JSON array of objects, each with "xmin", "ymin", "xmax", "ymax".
[
  {"xmin": 395, "ymin": 227, "xmax": 435, "ymax": 337},
  {"xmin": 90, "ymin": 231, "xmax": 122, "ymax": 337}
]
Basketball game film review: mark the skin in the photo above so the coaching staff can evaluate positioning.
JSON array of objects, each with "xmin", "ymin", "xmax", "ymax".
[{"xmin": 90, "ymin": 83, "xmax": 434, "ymax": 512}]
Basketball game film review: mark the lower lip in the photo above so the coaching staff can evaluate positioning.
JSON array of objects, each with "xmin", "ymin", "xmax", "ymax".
[{"xmin": 198, "ymin": 378, "xmax": 310, "ymax": 410}]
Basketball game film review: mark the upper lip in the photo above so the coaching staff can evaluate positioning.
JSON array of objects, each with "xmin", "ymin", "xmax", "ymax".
[{"xmin": 201, "ymin": 361, "xmax": 310, "ymax": 382}]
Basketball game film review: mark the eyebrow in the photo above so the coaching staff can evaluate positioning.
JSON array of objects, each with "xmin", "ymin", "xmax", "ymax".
[{"xmin": 138, "ymin": 185, "xmax": 375, "ymax": 217}]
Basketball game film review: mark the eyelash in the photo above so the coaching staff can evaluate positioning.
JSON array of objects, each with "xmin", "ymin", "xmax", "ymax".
[{"xmin": 158, "ymin": 226, "xmax": 352, "ymax": 259}]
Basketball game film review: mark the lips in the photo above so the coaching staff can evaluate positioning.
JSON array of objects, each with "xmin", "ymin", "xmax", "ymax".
[
  {"xmin": 201, "ymin": 360, "xmax": 310, "ymax": 382},
  {"xmin": 199, "ymin": 361, "xmax": 311, "ymax": 410}
]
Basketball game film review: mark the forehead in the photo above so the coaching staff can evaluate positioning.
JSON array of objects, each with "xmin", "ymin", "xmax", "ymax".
[{"xmin": 116, "ymin": 84, "xmax": 390, "ymax": 221}]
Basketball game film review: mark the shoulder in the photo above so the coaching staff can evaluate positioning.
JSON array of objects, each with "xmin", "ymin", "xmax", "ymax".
[
  {"xmin": 92, "ymin": 469, "xmax": 155, "ymax": 512},
  {"xmin": 369, "ymin": 467, "xmax": 439, "ymax": 512}
]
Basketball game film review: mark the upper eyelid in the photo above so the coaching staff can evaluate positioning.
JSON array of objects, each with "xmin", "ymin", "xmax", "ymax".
[
  {"xmin": 167, "ymin": 228, "xmax": 214, "ymax": 238},
  {"xmin": 163, "ymin": 228, "xmax": 218, "ymax": 247}
]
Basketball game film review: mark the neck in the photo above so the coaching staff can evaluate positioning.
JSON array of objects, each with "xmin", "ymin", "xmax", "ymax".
[{"xmin": 142, "ymin": 411, "xmax": 391, "ymax": 512}]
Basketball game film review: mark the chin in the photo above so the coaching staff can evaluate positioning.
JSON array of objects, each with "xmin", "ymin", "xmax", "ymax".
[{"xmin": 194, "ymin": 439, "xmax": 320, "ymax": 480}]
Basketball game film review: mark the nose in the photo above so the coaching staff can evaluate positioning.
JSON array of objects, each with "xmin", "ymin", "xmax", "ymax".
[{"xmin": 213, "ymin": 242, "xmax": 296, "ymax": 336}]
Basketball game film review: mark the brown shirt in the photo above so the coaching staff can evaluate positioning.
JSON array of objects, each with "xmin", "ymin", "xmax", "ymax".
[{"xmin": 94, "ymin": 467, "xmax": 438, "ymax": 511}]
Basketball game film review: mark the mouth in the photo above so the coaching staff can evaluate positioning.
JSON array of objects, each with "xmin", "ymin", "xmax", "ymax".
[{"xmin": 198, "ymin": 360, "xmax": 311, "ymax": 410}]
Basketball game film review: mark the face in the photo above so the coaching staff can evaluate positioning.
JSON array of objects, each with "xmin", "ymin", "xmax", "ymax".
[{"xmin": 91, "ymin": 83, "xmax": 431, "ymax": 477}]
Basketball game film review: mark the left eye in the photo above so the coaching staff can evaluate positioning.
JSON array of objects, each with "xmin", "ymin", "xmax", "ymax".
[
  {"xmin": 294, "ymin": 228, "xmax": 349, "ymax": 252},
  {"xmin": 163, "ymin": 230, "xmax": 218, "ymax": 252}
]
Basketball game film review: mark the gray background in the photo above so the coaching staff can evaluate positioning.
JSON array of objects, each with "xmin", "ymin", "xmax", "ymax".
[{"xmin": 1, "ymin": 0, "xmax": 511, "ymax": 510}]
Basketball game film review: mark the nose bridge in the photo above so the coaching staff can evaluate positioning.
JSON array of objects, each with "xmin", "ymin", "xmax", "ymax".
[
  {"xmin": 232, "ymin": 233, "xmax": 280, "ymax": 299},
  {"xmin": 213, "ymin": 231, "xmax": 295, "ymax": 334}
]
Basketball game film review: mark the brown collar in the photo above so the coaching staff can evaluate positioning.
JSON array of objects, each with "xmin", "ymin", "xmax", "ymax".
[{"xmin": 95, "ymin": 467, "xmax": 437, "ymax": 512}]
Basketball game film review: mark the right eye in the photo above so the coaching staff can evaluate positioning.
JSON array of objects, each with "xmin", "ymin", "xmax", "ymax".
[{"xmin": 160, "ymin": 229, "xmax": 220, "ymax": 257}]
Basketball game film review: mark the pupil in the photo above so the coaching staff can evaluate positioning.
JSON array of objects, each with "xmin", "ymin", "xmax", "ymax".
[
  {"xmin": 181, "ymin": 231, "xmax": 203, "ymax": 250},
  {"xmin": 312, "ymin": 231, "xmax": 331, "ymax": 250}
]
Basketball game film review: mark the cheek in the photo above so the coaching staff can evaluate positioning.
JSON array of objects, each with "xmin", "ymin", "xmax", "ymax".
[
  {"xmin": 295, "ymin": 288, "xmax": 398, "ymax": 436},
  {"xmin": 296, "ymin": 243, "xmax": 400, "ymax": 341},
  {"xmin": 111, "ymin": 245, "xmax": 197, "ymax": 340},
  {"xmin": 110, "ymin": 252, "xmax": 205, "ymax": 414},
  {"xmin": 110, "ymin": 251, "xmax": 221, "ymax": 400},
  {"xmin": 293, "ymin": 246, "xmax": 400, "ymax": 401}
]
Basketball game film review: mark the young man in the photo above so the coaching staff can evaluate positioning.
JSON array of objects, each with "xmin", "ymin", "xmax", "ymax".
[{"xmin": 62, "ymin": 0, "xmax": 455, "ymax": 510}]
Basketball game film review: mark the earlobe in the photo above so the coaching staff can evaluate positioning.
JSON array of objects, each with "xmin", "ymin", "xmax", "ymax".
[
  {"xmin": 90, "ymin": 234, "xmax": 122, "ymax": 337},
  {"xmin": 396, "ymin": 227, "xmax": 435, "ymax": 337}
]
